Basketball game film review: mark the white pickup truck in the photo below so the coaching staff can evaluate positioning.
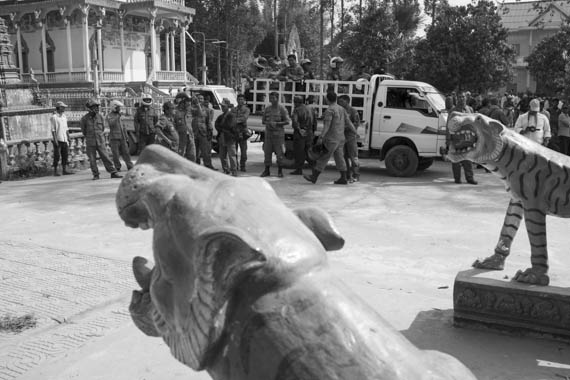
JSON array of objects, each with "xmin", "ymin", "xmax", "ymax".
[{"xmin": 247, "ymin": 75, "xmax": 449, "ymax": 177}]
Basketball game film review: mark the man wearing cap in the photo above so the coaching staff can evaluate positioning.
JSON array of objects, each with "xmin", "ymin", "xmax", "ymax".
[
  {"xmin": 174, "ymin": 91, "xmax": 196, "ymax": 161},
  {"xmin": 304, "ymin": 91, "xmax": 354, "ymax": 185},
  {"xmin": 155, "ymin": 101, "xmax": 179, "ymax": 152},
  {"xmin": 50, "ymin": 101, "xmax": 73, "ymax": 176},
  {"xmin": 80, "ymin": 98, "xmax": 122, "ymax": 180},
  {"xmin": 300, "ymin": 59, "xmax": 315, "ymax": 80},
  {"xmin": 134, "ymin": 94, "xmax": 158, "ymax": 154},
  {"xmin": 106, "ymin": 99, "xmax": 134, "ymax": 172},
  {"xmin": 261, "ymin": 92, "xmax": 290, "ymax": 178},
  {"xmin": 215, "ymin": 98, "xmax": 239, "ymax": 176},
  {"xmin": 290, "ymin": 96, "xmax": 315, "ymax": 175},
  {"xmin": 514, "ymin": 98, "xmax": 551, "ymax": 146},
  {"xmin": 190, "ymin": 94, "xmax": 215, "ymax": 169},
  {"xmin": 233, "ymin": 94, "xmax": 251, "ymax": 172}
]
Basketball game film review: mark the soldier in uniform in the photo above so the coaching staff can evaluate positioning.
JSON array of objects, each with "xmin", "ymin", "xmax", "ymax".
[
  {"xmin": 191, "ymin": 94, "xmax": 215, "ymax": 169},
  {"xmin": 233, "ymin": 94, "xmax": 251, "ymax": 172},
  {"xmin": 290, "ymin": 96, "xmax": 315, "ymax": 175},
  {"xmin": 215, "ymin": 98, "xmax": 239, "ymax": 176},
  {"xmin": 80, "ymin": 98, "xmax": 122, "ymax": 180},
  {"xmin": 261, "ymin": 92, "xmax": 290, "ymax": 178},
  {"xmin": 154, "ymin": 101, "xmax": 179, "ymax": 152},
  {"xmin": 106, "ymin": 100, "xmax": 134, "ymax": 172},
  {"xmin": 338, "ymin": 95, "xmax": 360, "ymax": 182},
  {"xmin": 174, "ymin": 92, "xmax": 196, "ymax": 161},
  {"xmin": 134, "ymin": 93, "xmax": 158, "ymax": 154}
]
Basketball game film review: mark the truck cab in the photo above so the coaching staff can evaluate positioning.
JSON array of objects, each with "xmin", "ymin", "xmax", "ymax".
[{"xmin": 366, "ymin": 78, "xmax": 448, "ymax": 176}]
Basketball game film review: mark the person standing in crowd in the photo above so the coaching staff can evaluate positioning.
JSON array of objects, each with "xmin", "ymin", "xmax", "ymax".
[
  {"xmin": 338, "ymin": 95, "xmax": 361, "ymax": 182},
  {"xmin": 557, "ymin": 104, "xmax": 570, "ymax": 155},
  {"xmin": 327, "ymin": 57, "xmax": 344, "ymax": 80},
  {"xmin": 304, "ymin": 92, "xmax": 354, "ymax": 185},
  {"xmin": 216, "ymin": 98, "xmax": 239, "ymax": 176},
  {"xmin": 549, "ymin": 98, "xmax": 560, "ymax": 137},
  {"xmin": 233, "ymin": 94, "xmax": 251, "ymax": 172},
  {"xmin": 290, "ymin": 96, "xmax": 315, "ymax": 176},
  {"xmin": 486, "ymin": 96, "xmax": 509, "ymax": 126},
  {"xmin": 191, "ymin": 94, "xmax": 215, "ymax": 169},
  {"xmin": 278, "ymin": 54, "xmax": 305, "ymax": 82},
  {"xmin": 154, "ymin": 101, "xmax": 179, "ymax": 152},
  {"xmin": 300, "ymin": 59, "xmax": 315, "ymax": 80},
  {"xmin": 514, "ymin": 98, "xmax": 551, "ymax": 147},
  {"xmin": 449, "ymin": 92, "xmax": 477, "ymax": 185},
  {"xmin": 261, "ymin": 92, "xmax": 290, "ymax": 178},
  {"xmin": 174, "ymin": 91, "xmax": 196, "ymax": 161},
  {"xmin": 503, "ymin": 97, "xmax": 515, "ymax": 128},
  {"xmin": 80, "ymin": 98, "xmax": 122, "ymax": 180},
  {"xmin": 134, "ymin": 93, "xmax": 158, "ymax": 154},
  {"xmin": 106, "ymin": 100, "xmax": 134, "ymax": 172},
  {"xmin": 50, "ymin": 101, "xmax": 74, "ymax": 176}
]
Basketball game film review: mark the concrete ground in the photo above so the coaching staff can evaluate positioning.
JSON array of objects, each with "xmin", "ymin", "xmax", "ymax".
[{"xmin": 0, "ymin": 141, "xmax": 569, "ymax": 380}]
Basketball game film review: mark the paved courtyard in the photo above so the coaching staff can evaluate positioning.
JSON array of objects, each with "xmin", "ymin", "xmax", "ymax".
[{"xmin": 0, "ymin": 141, "xmax": 569, "ymax": 380}]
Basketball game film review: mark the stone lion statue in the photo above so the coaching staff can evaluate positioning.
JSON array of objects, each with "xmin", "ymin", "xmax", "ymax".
[{"xmin": 116, "ymin": 145, "xmax": 477, "ymax": 380}]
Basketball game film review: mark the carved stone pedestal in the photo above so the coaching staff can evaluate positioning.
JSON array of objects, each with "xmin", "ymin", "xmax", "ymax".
[{"xmin": 454, "ymin": 269, "xmax": 570, "ymax": 340}]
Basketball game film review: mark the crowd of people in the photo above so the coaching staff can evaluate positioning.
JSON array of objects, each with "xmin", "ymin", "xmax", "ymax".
[{"xmin": 445, "ymin": 90, "xmax": 569, "ymax": 185}]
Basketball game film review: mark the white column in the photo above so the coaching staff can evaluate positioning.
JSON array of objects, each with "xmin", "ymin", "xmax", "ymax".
[
  {"xmin": 97, "ymin": 25, "xmax": 103, "ymax": 81},
  {"xmin": 119, "ymin": 11, "xmax": 125, "ymax": 77},
  {"xmin": 81, "ymin": 5, "xmax": 91, "ymax": 82},
  {"xmin": 165, "ymin": 32, "xmax": 170, "ymax": 72},
  {"xmin": 41, "ymin": 22, "xmax": 48, "ymax": 81},
  {"xmin": 66, "ymin": 18, "xmax": 73, "ymax": 81},
  {"xmin": 16, "ymin": 24, "xmax": 23, "ymax": 77},
  {"xmin": 180, "ymin": 25, "xmax": 187, "ymax": 74},
  {"xmin": 170, "ymin": 31, "xmax": 175, "ymax": 71},
  {"xmin": 149, "ymin": 9, "xmax": 157, "ymax": 82}
]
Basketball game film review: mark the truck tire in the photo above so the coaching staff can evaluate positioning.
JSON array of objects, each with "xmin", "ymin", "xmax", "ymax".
[
  {"xmin": 384, "ymin": 145, "xmax": 418, "ymax": 177},
  {"xmin": 417, "ymin": 157, "xmax": 434, "ymax": 171}
]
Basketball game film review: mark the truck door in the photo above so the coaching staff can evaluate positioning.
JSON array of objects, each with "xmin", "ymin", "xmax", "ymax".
[{"xmin": 372, "ymin": 86, "xmax": 440, "ymax": 155}]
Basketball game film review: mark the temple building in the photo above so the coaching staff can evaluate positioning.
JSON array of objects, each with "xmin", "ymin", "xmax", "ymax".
[
  {"xmin": 0, "ymin": 0, "xmax": 196, "ymax": 93},
  {"xmin": 499, "ymin": 1, "xmax": 570, "ymax": 94}
]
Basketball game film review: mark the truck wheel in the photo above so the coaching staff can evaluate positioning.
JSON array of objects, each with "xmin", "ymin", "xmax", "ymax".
[
  {"xmin": 417, "ymin": 157, "xmax": 434, "ymax": 171},
  {"xmin": 384, "ymin": 145, "xmax": 418, "ymax": 177}
]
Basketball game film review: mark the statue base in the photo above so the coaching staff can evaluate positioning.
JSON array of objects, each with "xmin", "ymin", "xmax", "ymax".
[{"xmin": 453, "ymin": 269, "xmax": 570, "ymax": 341}]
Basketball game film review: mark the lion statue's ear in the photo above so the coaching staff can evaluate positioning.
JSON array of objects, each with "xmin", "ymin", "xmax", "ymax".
[
  {"xmin": 174, "ymin": 227, "xmax": 266, "ymax": 370},
  {"xmin": 487, "ymin": 119, "xmax": 505, "ymax": 135},
  {"xmin": 294, "ymin": 207, "xmax": 345, "ymax": 251}
]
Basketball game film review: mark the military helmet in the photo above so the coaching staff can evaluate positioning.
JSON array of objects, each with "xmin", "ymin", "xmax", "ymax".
[
  {"xmin": 110, "ymin": 100, "xmax": 124, "ymax": 111},
  {"xmin": 141, "ymin": 93, "xmax": 153, "ymax": 106}
]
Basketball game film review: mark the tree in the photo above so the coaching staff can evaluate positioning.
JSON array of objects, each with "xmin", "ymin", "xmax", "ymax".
[
  {"xmin": 414, "ymin": 0, "xmax": 514, "ymax": 93},
  {"xmin": 526, "ymin": 23, "xmax": 570, "ymax": 97},
  {"xmin": 338, "ymin": 1, "xmax": 420, "ymax": 78}
]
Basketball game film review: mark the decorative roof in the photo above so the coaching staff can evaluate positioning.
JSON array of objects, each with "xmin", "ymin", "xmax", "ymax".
[{"xmin": 499, "ymin": 1, "xmax": 570, "ymax": 30}]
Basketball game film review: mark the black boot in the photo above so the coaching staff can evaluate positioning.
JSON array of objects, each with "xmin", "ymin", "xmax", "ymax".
[
  {"xmin": 62, "ymin": 165, "xmax": 74, "ymax": 175},
  {"xmin": 53, "ymin": 166, "xmax": 60, "ymax": 177},
  {"xmin": 260, "ymin": 166, "xmax": 270, "ymax": 177},
  {"xmin": 334, "ymin": 171, "xmax": 348, "ymax": 185},
  {"xmin": 303, "ymin": 168, "xmax": 321, "ymax": 184},
  {"xmin": 277, "ymin": 166, "xmax": 284, "ymax": 178}
]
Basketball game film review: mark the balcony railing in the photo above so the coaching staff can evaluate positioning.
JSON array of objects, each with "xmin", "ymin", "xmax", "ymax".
[
  {"xmin": 125, "ymin": 0, "xmax": 185, "ymax": 5},
  {"xmin": 19, "ymin": 70, "xmax": 190, "ymax": 85},
  {"xmin": 101, "ymin": 71, "xmax": 125, "ymax": 82},
  {"xmin": 155, "ymin": 71, "xmax": 187, "ymax": 82}
]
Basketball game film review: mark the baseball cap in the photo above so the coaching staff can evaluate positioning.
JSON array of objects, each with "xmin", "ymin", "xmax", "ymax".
[
  {"xmin": 55, "ymin": 101, "xmax": 68, "ymax": 108},
  {"xmin": 529, "ymin": 98, "xmax": 540, "ymax": 112},
  {"xmin": 85, "ymin": 98, "xmax": 100, "ymax": 108}
]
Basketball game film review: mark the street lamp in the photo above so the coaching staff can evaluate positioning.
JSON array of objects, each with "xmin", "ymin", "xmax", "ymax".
[
  {"xmin": 211, "ymin": 40, "xmax": 227, "ymax": 85},
  {"xmin": 186, "ymin": 31, "xmax": 207, "ymax": 85}
]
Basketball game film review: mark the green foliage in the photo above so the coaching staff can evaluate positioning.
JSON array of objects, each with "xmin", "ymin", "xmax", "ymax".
[
  {"xmin": 414, "ymin": 0, "xmax": 514, "ymax": 93},
  {"xmin": 337, "ymin": 1, "xmax": 421, "ymax": 77},
  {"xmin": 526, "ymin": 23, "xmax": 570, "ymax": 97}
]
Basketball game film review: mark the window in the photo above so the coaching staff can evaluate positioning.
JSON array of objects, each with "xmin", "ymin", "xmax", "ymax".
[{"xmin": 512, "ymin": 43, "xmax": 521, "ymax": 56}]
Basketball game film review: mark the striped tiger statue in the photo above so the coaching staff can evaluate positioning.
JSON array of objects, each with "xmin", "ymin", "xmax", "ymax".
[{"xmin": 446, "ymin": 112, "xmax": 570, "ymax": 286}]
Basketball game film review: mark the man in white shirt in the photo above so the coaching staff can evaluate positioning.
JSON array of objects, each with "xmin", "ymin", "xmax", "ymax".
[
  {"xmin": 514, "ymin": 98, "xmax": 551, "ymax": 146},
  {"xmin": 50, "ymin": 101, "xmax": 74, "ymax": 176}
]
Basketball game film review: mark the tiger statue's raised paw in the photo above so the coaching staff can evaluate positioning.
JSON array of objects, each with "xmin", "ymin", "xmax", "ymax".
[
  {"xmin": 513, "ymin": 268, "xmax": 550, "ymax": 286},
  {"xmin": 472, "ymin": 253, "xmax": 506, "ymax": 270}
]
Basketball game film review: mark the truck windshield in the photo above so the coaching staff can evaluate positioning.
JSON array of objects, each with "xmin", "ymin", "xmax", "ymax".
[
  {"xmin": 423, "ymin": 90, "xmax": 446, "ymax": 112},
  {"xmin": 215, "ymin": 89, "xmax": 238, "ymax": 106}
]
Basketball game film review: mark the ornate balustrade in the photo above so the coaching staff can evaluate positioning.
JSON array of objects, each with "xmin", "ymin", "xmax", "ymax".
[{"xmin": 156, "ymin": 71, "xmax": 186, "ymax": 82}]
